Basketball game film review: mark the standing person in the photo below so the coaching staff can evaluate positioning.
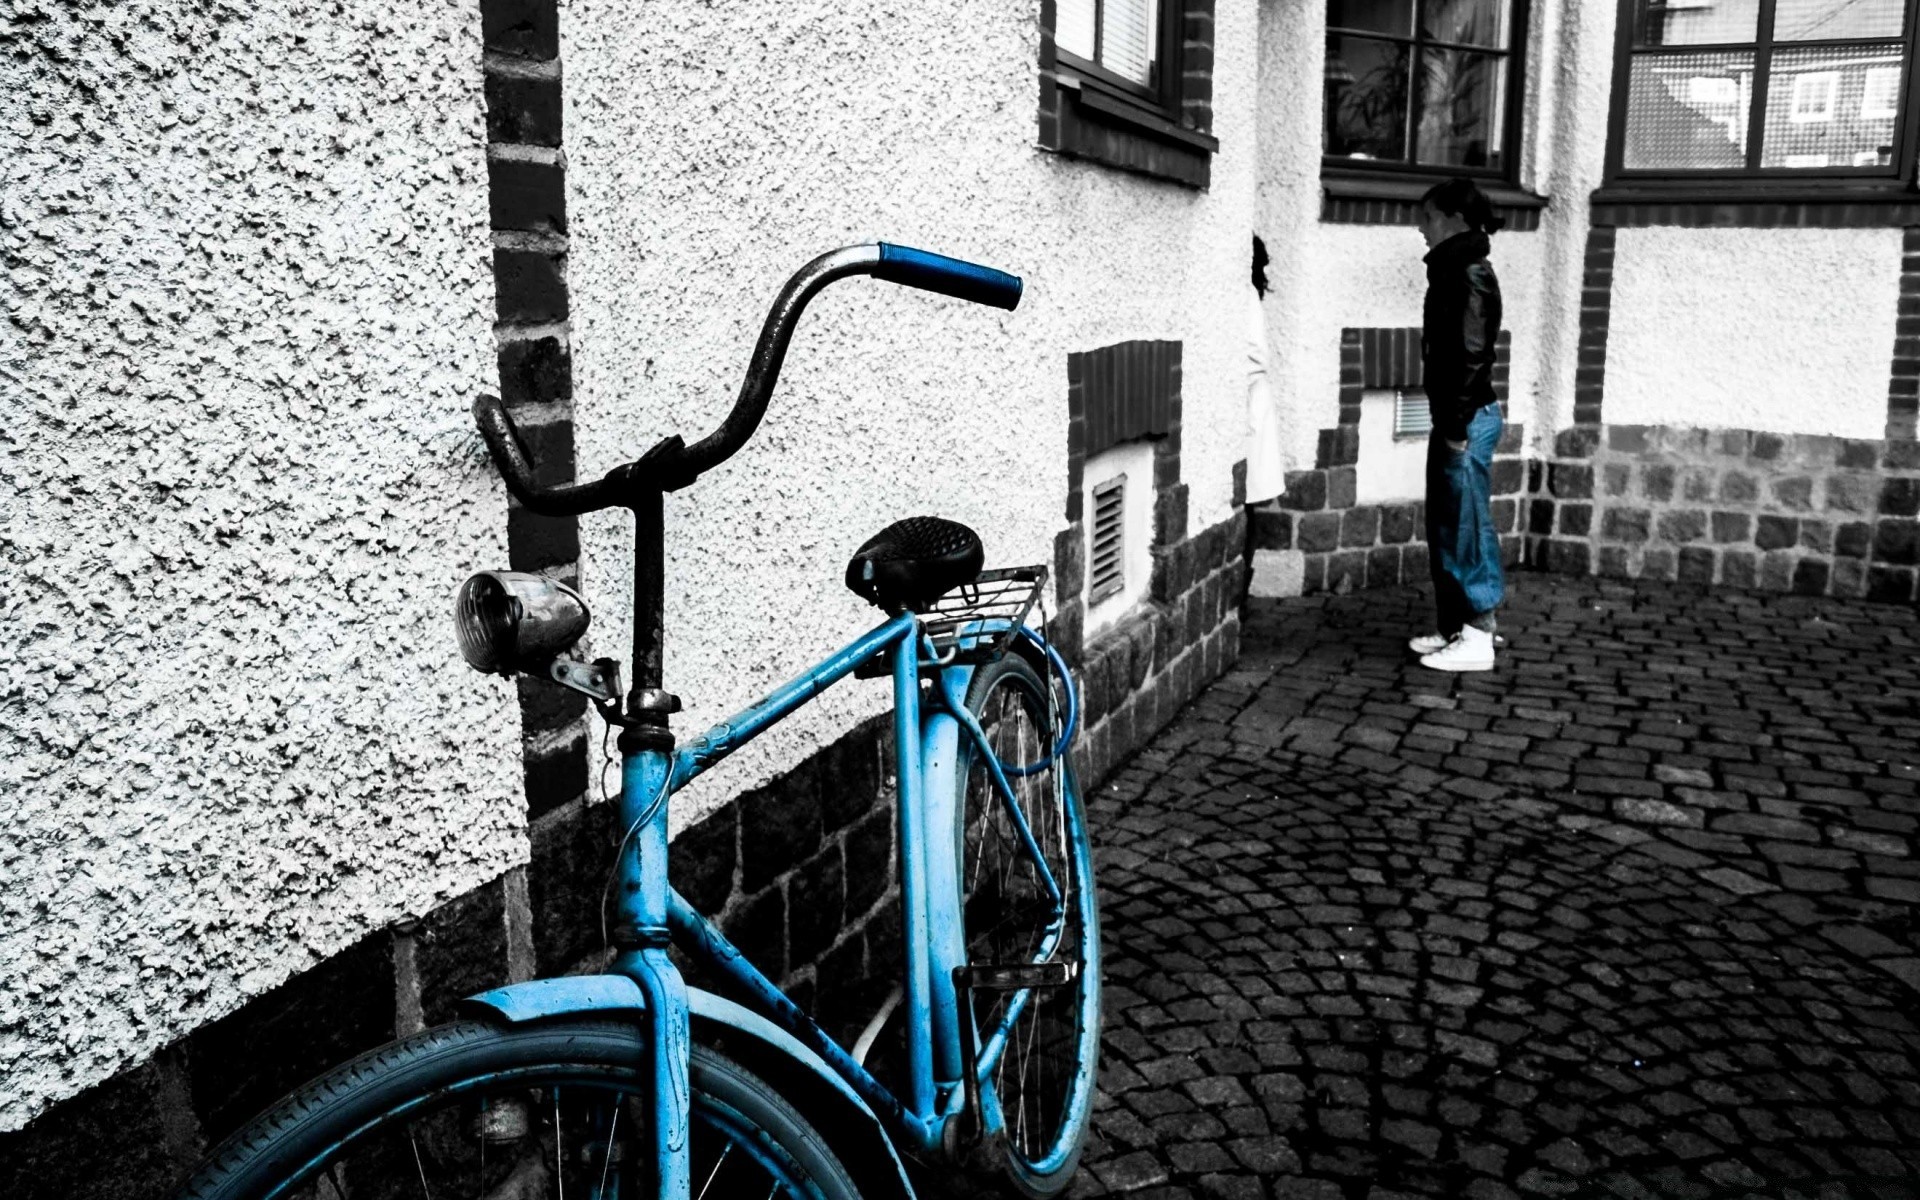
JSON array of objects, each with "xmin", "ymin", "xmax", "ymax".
[
  {"xmin": 1245, "ymin": 235, "xmax": 1287, "ymax": 506},
  {"xmin": 1410, "ymin": 179, "xmax": 1505, "ymax": 672}
]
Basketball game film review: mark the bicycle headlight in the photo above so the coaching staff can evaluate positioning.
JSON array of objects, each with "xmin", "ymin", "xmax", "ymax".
[{"xmin": 454, "ymin": 571, "xmax": 591, "ymax": 675}]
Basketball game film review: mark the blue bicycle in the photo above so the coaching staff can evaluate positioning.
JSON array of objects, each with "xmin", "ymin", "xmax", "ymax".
[{"xmin": 174, "ymin": 245, "xmax": 1103, "ymax": 1200}]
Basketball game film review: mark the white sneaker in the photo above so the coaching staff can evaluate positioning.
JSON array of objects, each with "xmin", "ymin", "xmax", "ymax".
[
  {"xmin": 1408, "ymin": 632, "xmax": 1452, "ymax": 654},
  {"xmin": 1420, "ymin": 625, "xmax": 1495, "ymax": 672}
]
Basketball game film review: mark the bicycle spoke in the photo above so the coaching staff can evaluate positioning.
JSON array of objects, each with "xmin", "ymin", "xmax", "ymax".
[
  {"xmin": 695, "ymin": 1143, "xmax": 733, "ymax": 1200},
  {"xmin": 410, "ymin": 1129, "xmax": 433, "ymax": 1200},
  {"xmin": 554, "ymin": 1089, "xmax": 564, "ymax": 1200},
  {"xmin": 596, "ymin": 1097, "xmax": 619, "ymax": 1198}
]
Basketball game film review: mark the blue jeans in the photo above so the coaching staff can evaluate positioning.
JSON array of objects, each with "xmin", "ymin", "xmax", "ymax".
[{"xmin": 1426, "ymin": 403, "xmax": 1504, "ymax": 635}]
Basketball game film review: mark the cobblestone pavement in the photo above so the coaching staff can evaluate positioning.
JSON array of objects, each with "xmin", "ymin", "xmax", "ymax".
[{"xmin": 1071, "ymin": 577, "xmax": 1920, "ymax": 1200}]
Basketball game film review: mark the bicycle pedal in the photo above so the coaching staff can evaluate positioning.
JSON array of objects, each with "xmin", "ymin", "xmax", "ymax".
[{"xmin": 956, "ymin": 961, "xmax": 1078, "ymax": 991}]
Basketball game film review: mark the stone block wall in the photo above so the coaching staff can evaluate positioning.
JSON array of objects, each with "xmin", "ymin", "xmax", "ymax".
[
  {"xmin": 1530, "ymin": 426, "xmax": 1920, "ymax": 603},
  {"xmin": 1070, "ymin": 512, "xmax": 1247, "ymax": 788},
  {"xmin": 1248, "ymin": 327, "xmax": 1524, "ymax": 595}
]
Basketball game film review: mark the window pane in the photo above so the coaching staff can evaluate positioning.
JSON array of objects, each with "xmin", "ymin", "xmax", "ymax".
[
  {"xmin": 1623, "ymin": 51, "xmax": 1753, "ymax": 168},
  {"xmin": 1423, "ymin": 0, "xmax": 1510, "ymax": 49},
  {"xmin": 1415, "ymin": 49, "xmax": 1508, "ymax": 167},
  {"xmin": 1761, "ymin": 42, "xmax": 1904, "ymax": 167},
  {"xmin": 1326, "ymin": 34, "xmax": 1412, "ymax": 161},
  {"xmin": 1772, "ymin": 0, "xmax": 1904, "ymax": 42},
  {"xmin": 1057, "ymin": 0, "xmax": 1096, "ymax": 59},
  {"xmin": 1104, "ymin": 0, "xmax": 1157, "ymax": 84},
  {"xmin": 1328, "ymin": 0, "xmax": 1414, "ymax": 37},
  {"xmin": 1105, "ymin": 0, "xmax": 1159, "ymax": 84},
  {"xmin": 1634, "ymin": 0, "xmax": 1760, "ymax": 47}
]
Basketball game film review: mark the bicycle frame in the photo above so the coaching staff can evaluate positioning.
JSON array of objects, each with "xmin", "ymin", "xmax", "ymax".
[
  {"xmin": 607, "ymin": 608, "xmax": 1075, "ymax": 1182},
  {"xmin": 463, "ymin": 244, "xmax": 1072, "ymax": 1199}
]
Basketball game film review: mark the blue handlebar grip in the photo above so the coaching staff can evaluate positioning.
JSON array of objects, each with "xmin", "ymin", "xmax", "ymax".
[{"xmin": 874, "ymin": 243, "xmax": 1023, "ymax": 311}]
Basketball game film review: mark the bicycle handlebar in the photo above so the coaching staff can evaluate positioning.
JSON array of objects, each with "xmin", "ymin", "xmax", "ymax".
[
  {"xmin": 872, "ymin": 243, "xmax": 1023, "ymax": 310},
  {"xmin": 475, "ymin": 242, "xmax": 1022, "ymax": 516}
]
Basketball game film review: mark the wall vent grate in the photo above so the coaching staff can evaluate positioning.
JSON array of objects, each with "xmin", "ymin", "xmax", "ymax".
[
  {"xmin": 1089, "ymin": 474, "xmax": 1126, "ymax": 605},
  {"xmin": 1394, "ymin": 390, "xmax": 1433, "ymax": 439}
]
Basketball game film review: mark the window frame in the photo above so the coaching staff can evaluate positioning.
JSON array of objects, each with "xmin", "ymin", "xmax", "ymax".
[
  {"xmin": 1053, "ymin": 0, "xmax": 1187, "ymax": 129},
  {"xmin": 1321, "ymin": 0, "xmax": 1536, "ymax": 186},
  {"xmin": 1039, "ymin": 0, "xmax": 1218, "ymax": 188},
  {"xmin": 1601, "ymin": 0, "xmax": 1920, "ymax": 191}
]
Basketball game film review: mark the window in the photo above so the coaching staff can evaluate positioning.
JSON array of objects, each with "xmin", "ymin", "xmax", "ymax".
[
  {"xmin": 1789, "ymin": 69, "xmax": 1838, "ymax": 120},
  {"xmin": 1323, "ymin": 0, "xmax": 1531, "ymax": 177},
  {"xmin": 1040, "ymin": 0, "xmax": 1218, "ymax": 187},
  {"xmin": 1056, "ymin": 0, "xmax": 1162, "ymax": 92},
  {"xmin": 1609, "ymin": 0, "xmax": 1916, "ymax": 180}
]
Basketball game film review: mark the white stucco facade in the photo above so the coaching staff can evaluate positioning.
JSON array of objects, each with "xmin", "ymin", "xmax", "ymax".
[
  {"xmin": 1607, "ymin": 227, "xmax": 1903, "ymax": 439},
  {"xmin": 2, "ymin": 0, "xmax": 516, "ymax": 1130},
  {"xmin": 7, "ymin": 0, "xmax": 1916, "ymax": 1140}
]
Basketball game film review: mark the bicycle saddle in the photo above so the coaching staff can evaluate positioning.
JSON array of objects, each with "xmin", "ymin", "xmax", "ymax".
[{"xmin": 845, "ymin": 516, "xmax": 984, "ymax": 612}]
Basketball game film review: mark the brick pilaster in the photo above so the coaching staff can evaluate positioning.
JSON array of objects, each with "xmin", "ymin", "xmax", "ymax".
[{"xmin": 480, "ymin": 0, "xmax": 592, "ymax": 832}]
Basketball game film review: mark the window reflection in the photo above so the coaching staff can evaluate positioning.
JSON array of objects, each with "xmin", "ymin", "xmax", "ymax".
[{"xmin": 1323, "ymin": 0, "xmax": 1518, "ymax": 171}]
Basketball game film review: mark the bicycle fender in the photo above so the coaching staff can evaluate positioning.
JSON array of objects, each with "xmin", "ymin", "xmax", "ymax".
[{"xmin": 462, "ymin": 977, "xmax": 917, "ymax": 1200}]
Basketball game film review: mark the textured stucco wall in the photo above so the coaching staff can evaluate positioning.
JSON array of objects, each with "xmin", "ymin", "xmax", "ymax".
[
  {"xmin": 561, "ymin": 0, "xmax": 1260, "ymax": 831},
  {"xmin": 1, "ymin": 1, "xmax": 517, "ymax": 1128},
  {"xmin": 1607, "ymin": 228, "xmax": 1902, "ymax": 439}
]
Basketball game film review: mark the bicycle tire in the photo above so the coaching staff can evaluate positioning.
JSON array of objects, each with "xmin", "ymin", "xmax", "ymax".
[
  {"xmin": 173, "ymin": 1018, "xmax": 860, "ymax": 1200},
  {"xmin": 953, "ymin": 650, "xmax": 1102, "ymax": 1199}
]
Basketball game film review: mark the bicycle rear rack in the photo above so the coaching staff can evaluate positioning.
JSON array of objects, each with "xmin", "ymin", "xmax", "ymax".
[{"xmin": 856, "ymin": 565, "xmax": 1048, "ymax": 679}]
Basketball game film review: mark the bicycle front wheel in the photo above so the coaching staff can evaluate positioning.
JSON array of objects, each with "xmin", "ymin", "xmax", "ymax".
[
  {"xmin": 175, "ymin": 1018, "xmax": 859, "ymax": 1200},
  {"xmin": 954, "ymin": 650, "xmax": 1102, "ymax": 1198}
]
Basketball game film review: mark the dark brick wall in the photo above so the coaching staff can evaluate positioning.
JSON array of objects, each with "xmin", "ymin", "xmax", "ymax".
[
  {"xmin": 1588, "ymin": 198, "xmax": 1920, "ymax": 229},
  {"xmin": 1890, "ymin": 226, "xmax": 1920, "ymax": 443},
  {"xmin": 1321, "ymin": 193, "xmax": 1545, "ymax": 232},
  {"xmin": 1036, "ymin": 0, "xmax": 1218, "ymax": 188},
  {"xmin": 484, "ymin": 0, "xmax": 591, "ymax": 815},
  {"xmin": 1249, "ymin": 327, "xmax": 1524, "ymax": 595}
]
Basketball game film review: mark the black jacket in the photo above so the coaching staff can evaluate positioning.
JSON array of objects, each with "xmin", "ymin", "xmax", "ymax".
[{"xmin": 1421, "ymin": 230, "xmax": 1502, "ymax": 443}]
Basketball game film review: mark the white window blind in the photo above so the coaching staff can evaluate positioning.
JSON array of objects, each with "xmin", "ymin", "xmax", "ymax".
[
  {"xmin": 1055, "ymin": 0, "xmax": 1159, "ymax": 86},
  {"xmin": 1104, "ymin": 0, "xmax": 1158, "ymax": 85},
  {"xmin": 1056, "ymin": 0, "xmax": 1096, "ymax": 60}
]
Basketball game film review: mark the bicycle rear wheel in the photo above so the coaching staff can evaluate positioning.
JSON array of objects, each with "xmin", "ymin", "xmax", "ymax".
[
  {"xmin": 175, "ymin": 1018, "xmax": 858, "ymax": 1200},
  {"xmin": 954, "ymin": 651, "xmax": 1102, "ymax": 1198}
]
